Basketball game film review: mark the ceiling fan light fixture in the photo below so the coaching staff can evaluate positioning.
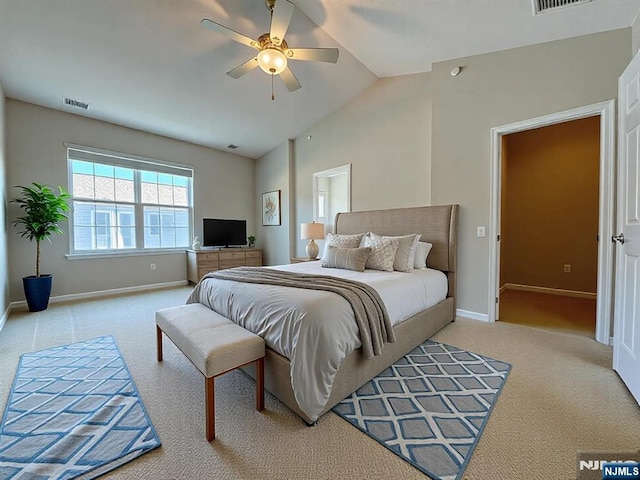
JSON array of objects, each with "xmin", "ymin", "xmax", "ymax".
[{"xmin": 257, "ymin": 47, "xmax": 287, "ymax": 75}]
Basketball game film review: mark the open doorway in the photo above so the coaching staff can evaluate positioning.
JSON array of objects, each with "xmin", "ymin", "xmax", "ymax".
[
  {"xmin": 488, "ymin": 101, "xmax": 615, "ymax": 345},
  {"xmin": 498, "ymin": 116, "xmax": 599, "ymax": 338},
  {"xmin": 313, "ymin": 164, "xmax": 351, "ymax": 236}
]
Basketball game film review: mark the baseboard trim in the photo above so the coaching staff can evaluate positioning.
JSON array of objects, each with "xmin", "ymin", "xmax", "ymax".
[
  {"xmin": 9, "ymin": 280, "xmax": 189, "ymax": 311},
  {"xmin": 0, "ymin": 304, "xmax": 11, "ymax": 333},
  {"xmin": 456, "ymin": 309, "xmax": 489, "ymax": 322},
  {"xmin": 502, "ymin": 283, "xmax": 596, "ymax": 299}
]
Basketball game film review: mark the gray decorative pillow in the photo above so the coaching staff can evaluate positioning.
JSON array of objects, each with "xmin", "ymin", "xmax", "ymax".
[
  {"xmin": 370, "ymin": 232, "xmax": 421, "ymax": 272},
  {"xmin": 322, "ymin": 246, "xmax": 372, "ymax": 272},
  {"xmin": 322, "ymin": 232, "xmax": 365, "ymax": 260},
  {"xmin": 364, "ymin": 235, "xmax": 400, "ymax": 272}
]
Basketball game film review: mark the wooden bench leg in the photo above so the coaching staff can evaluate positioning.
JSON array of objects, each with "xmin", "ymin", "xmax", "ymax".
[
  {"xmin": 206, "ymin": 376, "xmax": 215, "ymax": 441},
  {"xmin": 256, "ymin": 357, "xmax": 264, "ymax": 412},
  {"xmin": 156, "ymin": 326, "xmax": 163, "ymax": 362}
]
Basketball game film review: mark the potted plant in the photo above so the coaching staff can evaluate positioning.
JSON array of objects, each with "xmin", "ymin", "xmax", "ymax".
[
  {"xmin": 248, "ymin": 235, "xmax": 256, "ymax": 248},
  {"xmin": 12, "ymin": 183, "xmax": 71, "ymax": 312}
]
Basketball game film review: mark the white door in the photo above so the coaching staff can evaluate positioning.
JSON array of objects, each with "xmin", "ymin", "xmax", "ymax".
[{"xmin": 613, "ymin": 49, "xmax": 640, "ymax": 405}]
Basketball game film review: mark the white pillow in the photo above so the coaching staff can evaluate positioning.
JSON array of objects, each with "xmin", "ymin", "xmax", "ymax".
[
  {"xmin": 358, "ymin": 232, "xmax": 370, "ymax": 248},
  {"xmin": 322, "ymin": 232, "xmax": 365, "ymax": 260},
  {"xmin": 364, "ymin": 235, "xmax": 400, "ymax": 272},
  {"xmin": 407, "ymin": 236, "xmax": 421, "ymax": 269},
  {"xmin": 414, "ymin": 242, "xmax": 433, "ymax": 269},
  {"xmin": 369, "ymin": 232, "xmax": 421, "ymax": 272}
]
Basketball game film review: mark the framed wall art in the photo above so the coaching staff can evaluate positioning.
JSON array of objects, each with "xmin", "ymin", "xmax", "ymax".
[{"xmin": 262, "ymin": 190, "xmax": 281, "ymax": 226}]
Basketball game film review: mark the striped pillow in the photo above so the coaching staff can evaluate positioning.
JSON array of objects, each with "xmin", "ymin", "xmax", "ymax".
[{"xmin": 322, "ymin": 246, "xmax": 372, "ymax": 272}]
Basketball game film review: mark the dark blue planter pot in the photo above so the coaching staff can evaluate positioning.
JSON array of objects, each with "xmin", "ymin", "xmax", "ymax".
[{"xmin": 23, "ymin": 275, "xmax": 53, "ymax": 312}]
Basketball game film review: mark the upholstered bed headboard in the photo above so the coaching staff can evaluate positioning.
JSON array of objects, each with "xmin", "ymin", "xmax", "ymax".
[{"xmin": 334, "ymin": 205, "xmax": 459, "ymax": 301}]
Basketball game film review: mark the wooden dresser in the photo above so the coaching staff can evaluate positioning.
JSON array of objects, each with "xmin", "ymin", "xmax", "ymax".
[{"xmin": 187, "ymin": 248, "xmax": 262, "ymax": 284}]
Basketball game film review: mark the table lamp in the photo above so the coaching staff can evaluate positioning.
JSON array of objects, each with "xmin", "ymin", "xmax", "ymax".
[{"xmin": 300, "ymin": 222, "xmax": 324, "ymax": 260}]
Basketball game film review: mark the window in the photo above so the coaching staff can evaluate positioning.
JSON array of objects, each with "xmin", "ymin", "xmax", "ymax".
[
  {"xmin": 67, "ymin": 145, "xmax": 193, "ymax": 254},
  {"xmin": 317, "ymin": 190, "xmax": 328, "ymax": 219}
]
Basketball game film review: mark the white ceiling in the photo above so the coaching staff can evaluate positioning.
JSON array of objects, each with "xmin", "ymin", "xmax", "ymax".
[{"xmin": 1, "ymin": 0, "xmax": 639, "ymax": 159}]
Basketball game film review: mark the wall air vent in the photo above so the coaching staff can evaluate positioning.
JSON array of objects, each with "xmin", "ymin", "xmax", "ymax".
[
  {"xmin": 532, "ymin": 0, "xmax": 591, "ymax": 15},
  {"xmin": 227, "ymin": 144, "xmax": 239, "ymax": 150},
  {"xmin": 63, "ymin": 97, "xmax": 90, "ymax": 110}
]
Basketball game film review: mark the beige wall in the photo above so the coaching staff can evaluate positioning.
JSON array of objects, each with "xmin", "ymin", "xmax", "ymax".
[
  {"xmin": 500, "ymin": 116, "xmax": 600, "ymax": 293},
  {"xmin": 0, "ymin": 84, "xmax": 9, "ymax": 317},
  {"xmin": 328, "ymin": 173, "xmax": 349, "ymax": 230},
  {"xmin": 291, "ymin": 72, "xmax": 432, "ymax": 257},
  {"xmin": 255, "ymin": 140, "xmax": 292, "ymax": 266},
  {"xmin": 633, "ymin": 9, "xmax": 640, "ymax": 55},
  {"xmin": 6, "ymin": 100, "xmax": 255, "ymax": 302},
  {"xmin": 259, "ymin": 30, "xmax": 630, "ymax": 306},
  {"xmin": 431, "ymin": 28, "xmax": 631, "ymax": 316}
]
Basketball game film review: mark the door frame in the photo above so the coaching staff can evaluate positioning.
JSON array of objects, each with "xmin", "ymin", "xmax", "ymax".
[
  {"xmin": 313, "ymin": 163, "xmax": 351, "ymax": 223},
  {"xmin": 488, "ymin": 100, "xmax": 615, "ymax": 345}
]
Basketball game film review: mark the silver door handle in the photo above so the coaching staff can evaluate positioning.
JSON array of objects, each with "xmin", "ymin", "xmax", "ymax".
[{"xmin": 612, "ymin": 233, "xmax": 625, "ymax": 244}]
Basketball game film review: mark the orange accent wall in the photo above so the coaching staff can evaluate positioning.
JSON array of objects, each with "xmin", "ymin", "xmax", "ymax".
[{"xmin": 500, "ymin": 116, "xmax": 600, "ymax": 293}]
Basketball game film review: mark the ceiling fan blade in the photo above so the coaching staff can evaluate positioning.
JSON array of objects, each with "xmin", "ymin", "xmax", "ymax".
[
  {"xmin": 226, "ymin": 57, "xmax": 259, "ymax": 79},
  {"xmin": 286, "ymin": 48, "xmax": 339, "ymax": 64},
  {"xmin": 280, "ymin": 67, "xmax": 301, "ymax": 92},
  {"xmin": 270, "ymin": 0, "xmax": 295, "ymax": 47},
  {"xmin": 200, "ymin": 19, "xmax": 260, "ymax": 51}
]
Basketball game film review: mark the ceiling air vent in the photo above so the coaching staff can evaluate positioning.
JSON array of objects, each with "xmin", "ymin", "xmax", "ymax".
[
  {"xmin": 227, "ymin": 144, "xmax": 239, "ymax": 150},
  {"xmin": 533, "ymin": 0, "xmax": 591, "ymax": 15},
  {"xmin": 63, "ymin": 97, "xmax": 90, "ymax": 110}
]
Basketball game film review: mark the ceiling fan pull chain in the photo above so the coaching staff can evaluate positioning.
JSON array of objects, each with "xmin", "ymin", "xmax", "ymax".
[{"xmin": 272, "ymin": 73, "xmax": 275, "ymax": 101}]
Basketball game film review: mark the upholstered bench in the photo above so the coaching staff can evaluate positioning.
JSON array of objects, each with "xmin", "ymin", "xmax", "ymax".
[{"xmin": 155, "ymin": 303, "xmax": 265, "ymax": 441}]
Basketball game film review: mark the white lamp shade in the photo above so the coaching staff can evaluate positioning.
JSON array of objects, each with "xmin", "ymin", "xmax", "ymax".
[{"xmin": 300, "ymin": 222, "xmax": 324, "ymax": 240}]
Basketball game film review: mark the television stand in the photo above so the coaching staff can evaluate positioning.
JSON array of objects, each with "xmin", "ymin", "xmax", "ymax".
[{"xmin": 186, "ymin": 248, "xmax": 262, "ymax": 284}]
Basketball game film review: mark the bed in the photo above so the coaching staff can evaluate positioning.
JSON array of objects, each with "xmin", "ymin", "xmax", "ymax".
[{"xmin": 187, "ymin": 204, "xmax": 458, "ymax": 424}]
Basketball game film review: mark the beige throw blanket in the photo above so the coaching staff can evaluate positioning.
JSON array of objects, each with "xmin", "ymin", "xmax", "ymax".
[{"xmin": 199, "ymin": 267, "xmax": 395, "ymax": 359}]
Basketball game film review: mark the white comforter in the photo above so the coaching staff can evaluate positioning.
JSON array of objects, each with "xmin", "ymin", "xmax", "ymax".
[{"xmin": 187, "ymin": 261, "xmax": 447, "ymax": 421}]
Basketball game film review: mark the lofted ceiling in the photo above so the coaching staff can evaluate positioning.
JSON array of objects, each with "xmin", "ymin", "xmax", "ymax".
[{"xmin": 0, "ymin": 0, "xmax": 639, "ymax": 159}]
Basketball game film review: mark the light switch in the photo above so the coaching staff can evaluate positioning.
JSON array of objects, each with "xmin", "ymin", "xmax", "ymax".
[{"xmin": 477, "ymin": 226, "xmax": 486, "ymax": 238}]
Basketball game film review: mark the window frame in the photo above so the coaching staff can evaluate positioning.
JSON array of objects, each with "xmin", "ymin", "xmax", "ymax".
[
  {"xmin": 92, "ymin": 210, "xmax": 112, "ymax": 249},
  {"xmin": 66, "ymin": 144, "xmax": 193, "ymax": 257}
]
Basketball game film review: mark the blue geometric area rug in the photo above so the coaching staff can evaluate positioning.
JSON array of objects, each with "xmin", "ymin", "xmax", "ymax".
[
  {"xmin": 333, "ymin": 340, "xmax": 511, "ymax": 480},
  {"xmin": 0, "ymin": 336, "xmax": 160, "ymax": 479}
]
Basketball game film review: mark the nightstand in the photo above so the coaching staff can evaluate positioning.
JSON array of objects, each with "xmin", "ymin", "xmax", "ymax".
[{"xmin": 290, "ymin": 257, "xmax": 319, "ymax": 263}]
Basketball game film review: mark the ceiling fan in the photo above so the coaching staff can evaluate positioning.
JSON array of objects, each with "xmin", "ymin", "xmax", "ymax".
[{"xmin": 201, "ymin": 0, "xmax": 339, "ymax": 96}]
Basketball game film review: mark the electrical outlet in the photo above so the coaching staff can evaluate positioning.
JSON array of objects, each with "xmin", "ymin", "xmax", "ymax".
[
  {"xmin": 150, "ymin": 263, "xmax": 156, "ymax": 271},
  {"xmin": 563, "ymin": 264, "xmax": 571, "ymax": 273}
]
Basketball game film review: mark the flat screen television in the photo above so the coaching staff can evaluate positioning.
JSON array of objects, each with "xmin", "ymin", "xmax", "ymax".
[{"xmin": 202, "ymin": 218, "xmax": 247, "ymax": 247}]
